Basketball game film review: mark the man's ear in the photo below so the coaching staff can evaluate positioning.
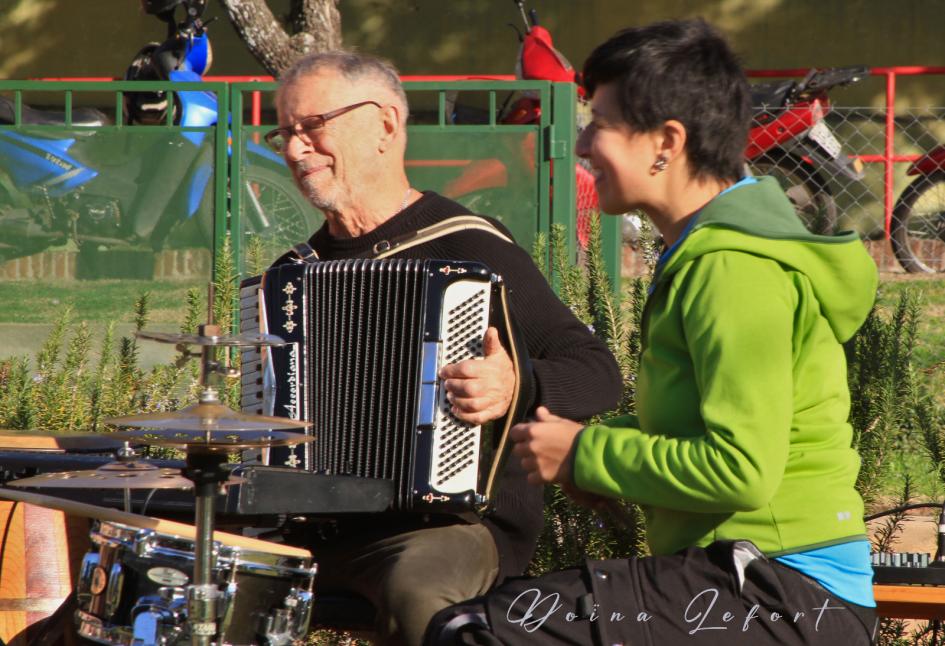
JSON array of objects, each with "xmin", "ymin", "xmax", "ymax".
[{"xmin": 378, "ymin": 103, "xmax": 403, "ymax": 152}]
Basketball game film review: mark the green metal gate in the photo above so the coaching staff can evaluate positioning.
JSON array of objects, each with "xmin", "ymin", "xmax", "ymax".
[{"xmin": 0, "ymin": 79, "xmax": 619, "ymax": 364}]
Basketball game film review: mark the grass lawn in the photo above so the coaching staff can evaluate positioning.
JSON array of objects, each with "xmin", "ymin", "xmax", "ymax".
[
  {"xmin": 0, "ymin": 278, "xmax": 206, "ymax": 368},
  {"xmin": 0, "ymin": 278, "xmax": 205, "ymax": 324}
]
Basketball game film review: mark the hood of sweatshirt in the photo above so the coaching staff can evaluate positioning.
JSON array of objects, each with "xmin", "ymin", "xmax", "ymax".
[{"xmin": 653, "ymin": 176, "xmax": 877, "ymax": 342}]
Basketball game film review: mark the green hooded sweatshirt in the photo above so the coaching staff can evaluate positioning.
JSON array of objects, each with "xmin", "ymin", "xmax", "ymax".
[{"xmin": 573, "ymin": 176, "xmax": 878, "ymax": 557}]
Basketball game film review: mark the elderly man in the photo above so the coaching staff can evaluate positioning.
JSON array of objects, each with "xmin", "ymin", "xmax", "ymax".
[{"xmin": 265, "ymin": 50, "xmax": 622, "ymax": 646}]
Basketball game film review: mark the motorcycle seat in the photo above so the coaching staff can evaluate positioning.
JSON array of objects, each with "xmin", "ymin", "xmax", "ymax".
[
  {"xmin": 750, "ymin": 80, "xmax": 796, "ymax": 110},
  {"xmin": 0, "ymin": 96, "xmax": 109, "ymax": 128}
]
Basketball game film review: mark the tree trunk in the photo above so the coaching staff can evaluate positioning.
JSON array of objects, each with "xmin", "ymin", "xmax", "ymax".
[{"xmin": 218, "ymin": 0, "xmax": 341, "ymax": 77}]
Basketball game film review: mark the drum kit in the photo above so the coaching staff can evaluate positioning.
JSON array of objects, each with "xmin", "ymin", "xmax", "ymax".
[{"xmin": 0, "ymin": 321, "xmax": 317, "ymax": 645}]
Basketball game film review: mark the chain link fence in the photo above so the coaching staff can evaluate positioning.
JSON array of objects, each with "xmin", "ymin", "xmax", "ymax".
[
  {"xmin": 611, "ymin": 104, "xmax": 945, "ymax": 276},
  {"xmin": 745, "ymin": 106, "xmax": 945, "ymax": 273}
]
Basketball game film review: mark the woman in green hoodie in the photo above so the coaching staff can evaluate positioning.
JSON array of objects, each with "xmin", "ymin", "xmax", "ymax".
[{"xmin": 426, "ymin": 18, "xmax": 878, "ymax": 646}]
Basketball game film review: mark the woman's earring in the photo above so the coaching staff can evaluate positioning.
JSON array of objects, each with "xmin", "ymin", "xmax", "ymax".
[{"xmin": 652, "ymin": 156, "xmax": 669, "ymax": 173}]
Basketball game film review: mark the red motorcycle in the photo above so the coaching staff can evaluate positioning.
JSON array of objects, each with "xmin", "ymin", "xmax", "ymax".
[
  {"xmin": 746, "ymin": 66, "xmax": 869, "ymax": 234},
  {"xmin": 890, "ymin": 146, "xmax": 945, "ymax": 272}
]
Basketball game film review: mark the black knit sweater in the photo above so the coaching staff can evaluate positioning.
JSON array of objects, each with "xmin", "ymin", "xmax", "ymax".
[{"xmin": 300, "ymin": 192, "xmax": 622, "ymax": 581}]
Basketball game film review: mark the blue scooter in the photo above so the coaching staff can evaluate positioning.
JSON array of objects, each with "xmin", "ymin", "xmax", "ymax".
[{"xmin": 0, "ymin": 0, "xmax": 314, "ymax": 267}]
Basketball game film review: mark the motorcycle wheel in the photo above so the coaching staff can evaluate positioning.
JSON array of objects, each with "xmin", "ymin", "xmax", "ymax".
[
  {"xmin": 890, "ymin": 171, "xmax": 945, "ymax": 273},
  {"xmin": 751, "ymin": 153, "xmax": 838, "ymax": 234},
  {"xmin": 196, "ymin": 167, "xmax": 319, "ymax": 257},
  {"xmin": 238, "ymin": 166, "xmax": 322, "ymax": 251}
]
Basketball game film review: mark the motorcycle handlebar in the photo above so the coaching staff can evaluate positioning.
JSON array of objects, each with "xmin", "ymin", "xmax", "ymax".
[{"xmin": 799, "ymin": 66, "xmax": 870, "ymax": 94}]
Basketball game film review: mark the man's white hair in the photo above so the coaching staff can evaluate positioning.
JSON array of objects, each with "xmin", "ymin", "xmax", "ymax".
[{"xmin": 278, "ymin": 50, "xmax": 409, "ymax": 125}]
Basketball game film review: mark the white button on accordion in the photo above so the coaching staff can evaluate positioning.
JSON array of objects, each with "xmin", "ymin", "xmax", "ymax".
[{"xmin": 239, "ymin": 258, "xmax": 524, "ymax": 514}]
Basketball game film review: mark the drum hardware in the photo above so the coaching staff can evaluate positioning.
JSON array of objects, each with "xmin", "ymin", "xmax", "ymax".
[
  {"xmin": 74, "ymin": 520, "xmax": 315, "ymax": 645},
  {"xmin": 0, "ymin": 486, "xmax": 315, "ymax": 646},
  {"xmin": 7, "ymin": 460, "xmax": 244, "ymax": 491},
  {"xmin": 0, "ymin": 427, "xmax": 144, "ymax": 453},
  {"xmin": 0, "ymin": 294, "xmax": 316, "ymax": 644},
  {"xmin": 99, "ymin": 312, "xmax": 312, "ymax": 646}
]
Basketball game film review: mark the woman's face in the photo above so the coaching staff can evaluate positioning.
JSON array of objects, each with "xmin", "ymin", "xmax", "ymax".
[{"xmin": 576, "ymin": 82, "xmax": 657, "ymax": 215}]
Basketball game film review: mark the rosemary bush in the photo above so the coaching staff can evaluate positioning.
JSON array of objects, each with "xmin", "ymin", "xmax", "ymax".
[{"xmin": 852, "ymin": 291, "xmax": 945, "ymax": 646}]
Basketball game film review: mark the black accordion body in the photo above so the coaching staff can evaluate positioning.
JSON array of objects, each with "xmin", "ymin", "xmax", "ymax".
[{"xmin": 239, "ymin": 259, "xmax": 522, "ymax": 514}]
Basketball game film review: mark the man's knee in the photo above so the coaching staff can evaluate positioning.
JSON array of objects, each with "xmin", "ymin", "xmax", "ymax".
[{"xmin": 383, "ymin": 525, "xmax": 498, "ymax": 601}]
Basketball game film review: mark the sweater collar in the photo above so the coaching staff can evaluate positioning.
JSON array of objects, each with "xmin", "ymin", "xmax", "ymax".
[{"xmin": 310, "ymin": 191, "xmax": 438, "ymax": 257}]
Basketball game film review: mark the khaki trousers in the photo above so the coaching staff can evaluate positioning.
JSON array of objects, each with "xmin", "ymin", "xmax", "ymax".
[{"xmin": 313, "ymin": 522, "xmax": 499, "ymax": 646}]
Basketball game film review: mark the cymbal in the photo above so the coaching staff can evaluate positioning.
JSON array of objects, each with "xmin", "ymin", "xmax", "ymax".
[
  {"xmin": 109, "ymin": 428, "xmax": 314, "ymax": 451},
  {"xmin": 8, "ymin": 461, "xmax": 242, "ymax": 490},
  {"xmin": 136, "ymin": 330, "xmax": 286, "ymax": 347},
  {"xmin": 0, "ymin": 428, "xmax": 138, "ymax": 452},
  {"xmin": 104, "ymin": 402, "xmax": 311, "ymax": 432}
]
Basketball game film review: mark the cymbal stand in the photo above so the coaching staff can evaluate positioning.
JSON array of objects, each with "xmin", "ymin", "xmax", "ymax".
[
  {"xmin": 183, "ymin": 321, "xmax": 234, "ymax": 645},
  {"xmin": 182, "ymin": 448, "xmax": 228, "ymax": 645},
  {"xmin": 123, "ymin": 295, "xmax": 298, "ymax": 645},
  {"xmin": 115, "ymin": 441, "xmax": 137, "ymax": 513}
]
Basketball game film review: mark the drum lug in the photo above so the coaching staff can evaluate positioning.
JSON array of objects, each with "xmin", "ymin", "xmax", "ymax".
[
  {"xmin": 257, "ymin": 608, "xmax": 291, "ymax": 645},
  {"xmin": 290, "ymin": 589, "xmax": 315, "ymax": 639},
  {"xmin": 216, "ymin": 581, "xmax": 238, "ymax": 637},
  {"xmin": 132, "ymin": 607, "xmax": 178, "ymax": 644},
  {"xmin": 134, "ymin": 530, "xmax": 156, "ymax": 557},
  {"xmin": 104, "ymin": 563, "xmax": 124, "ymax": 617},
  {"xmin": 256, "ymin": 588, "xmax": 315, "ymax": 644},
  {"xmin": 75, "ymin": 552, "xmax": 100, "ymax": 606}
]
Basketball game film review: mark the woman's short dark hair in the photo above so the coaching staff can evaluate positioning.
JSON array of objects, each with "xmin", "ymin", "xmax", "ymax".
[{"xmin": 582, "ymin": 19, "xmax": 750, "ymax": 182}]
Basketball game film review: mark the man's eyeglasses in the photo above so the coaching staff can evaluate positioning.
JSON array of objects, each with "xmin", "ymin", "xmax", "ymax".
[{"xmin": 264, "ymin": 100, "xmax": 382, "ymax": 153}]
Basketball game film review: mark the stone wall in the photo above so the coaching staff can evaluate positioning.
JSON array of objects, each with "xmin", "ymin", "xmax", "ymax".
[{"xmin": 0, "ymin": 249, "xmax": 211, "ymax": 281}]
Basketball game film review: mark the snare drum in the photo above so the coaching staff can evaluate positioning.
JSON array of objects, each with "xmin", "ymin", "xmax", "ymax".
[{"xmin": 74, "ymin": 521, "xmax": 315, "ymax": 645}]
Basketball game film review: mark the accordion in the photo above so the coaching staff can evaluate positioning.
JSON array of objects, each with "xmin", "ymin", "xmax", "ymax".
[{"xmin": 239, "ymin": 258, "xmax": 524, "ymax": 514}]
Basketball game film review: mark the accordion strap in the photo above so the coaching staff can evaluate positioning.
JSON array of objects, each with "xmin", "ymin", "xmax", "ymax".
[
  {"xmin": 371, "ymin": 215, "xmax": 514, "ymax": 259},
  {"xmin": 285, "ymin": 216, "xmax": 511, "ymax": 264},
  {"xmin": 288, "ymin": 241, "xmax": 319, "ymax": 264},
  {"xmin": 482, "ymin": 281, "xmax": 526, "ymax": 505}
]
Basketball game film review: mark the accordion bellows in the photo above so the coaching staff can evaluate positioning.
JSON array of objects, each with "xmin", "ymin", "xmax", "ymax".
[{"xmin": 240, "ymin": 259, "xmax": 521, "ymax": 514}]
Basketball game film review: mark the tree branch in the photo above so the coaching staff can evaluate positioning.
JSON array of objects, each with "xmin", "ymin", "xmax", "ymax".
[{"xmin": 219, "ymin": 0, "xmax": 341, "ymax": 77}]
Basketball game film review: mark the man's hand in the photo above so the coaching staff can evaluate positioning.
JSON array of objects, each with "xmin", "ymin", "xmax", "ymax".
[
  {"xmin": 509, "ymin": 406, "xmax": 584, "ymax": 486},
  {"xmin": 439, "ymin": 327, "xmax": 514, "ymax": 425}
]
